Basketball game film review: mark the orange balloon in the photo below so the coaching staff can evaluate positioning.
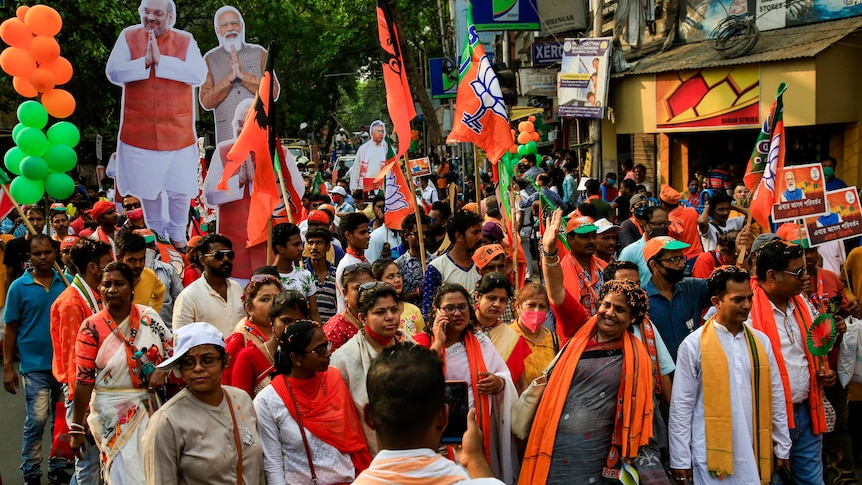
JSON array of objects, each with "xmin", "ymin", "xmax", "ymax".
[
  {"xmin": 16, "ymin": 6, "xmax": 30, "ymax": 22},
  {"xmin": 13, "ymin": 76, "xmax": 38, "ymax": 98},
  {"xmin": 528, "ymin": 115, "xmax": 536, "ymax": 122},
  {"xmin": 41, "ymin": 88, "xmax": 75, "ymax": 118},
  {"xmin": 24, "ymin": 5, "xmax": 63, "ymax": 37},
  {"xmin": 518, "ymin": 121, "xmax": 528, "ymax": 132},
  {"xmin": 522, "ymin": 121, "xmax": 534, "ymax": 132},
  {"xmin": 531, "ymin": 132, "xmax": 540, "ymax": 142},
  {"xmin": 0, "ymin": 19, "xmax": 33, "ymax": 49},
  {"xmin": 29, "ymin": 36, "xmax": 60, "ymax": 65},
  {"xmin": 0, "ymin": 46, "xmax": 36, "ymax": 77},
  {"xmin": 509, "ymin": 145, "xmax": 518, "ymax": 154},
  {"xmin": 43, "ymin": 56, "xmax": 73, "ymax": 85},
  {"xmin": 517, "ymin": 132, "xmax": 530, "ymax": 144},
  {"xmin": 30, "ymin": 68, "xmax": 56, "ymax": 93}
]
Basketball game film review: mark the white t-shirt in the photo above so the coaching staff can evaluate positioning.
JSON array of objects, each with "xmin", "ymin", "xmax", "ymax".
[
  {"xmin": 279, "ymin": 266, "xmax": 318, "ymax": 298},
  {"xmin": 699, "ymin": 216, "xmax": 745, "ymax": 252}
]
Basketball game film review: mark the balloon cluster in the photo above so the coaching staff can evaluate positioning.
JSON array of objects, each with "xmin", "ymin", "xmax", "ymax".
[
  {"xmin": 1, "ymin": 5, "xmax": 78, "ymax": 204},
  {"xmin": 0, "ymin": 5, "xmax": 75, "ymax": 117},
  {"xmin": 508, "ymin": 116, "xmax": 540, "ymax": 157}
]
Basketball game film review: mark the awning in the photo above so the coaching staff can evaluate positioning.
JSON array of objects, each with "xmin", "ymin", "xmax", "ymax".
[
  {"xmin": 510, "ymin": 106, "xmax": 544, "ymax": 121},
  {"xmin": 614, "ymin": 16, "xmax": 862, "ymax": 77}
]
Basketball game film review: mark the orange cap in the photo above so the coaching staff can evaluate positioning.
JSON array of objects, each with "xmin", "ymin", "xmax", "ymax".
[
  {"xmin": 472, "ymin": 244, "xmax": 505, "ymax": 268},
  {"xmin": 660, "ymin": 184, "xmax": 682, "ymax": 205},
  {"xmin": 565, "ymin": 216, "xmax": 597, "ymax": 235},
  {"xmin": 643, "ymin": 236, "xmax": 690, "ymax": 263}
]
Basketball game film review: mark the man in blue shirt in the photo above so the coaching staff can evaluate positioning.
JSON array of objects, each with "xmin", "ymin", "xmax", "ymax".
[
  {"xmin": 822, "ymin": 156, "xmax": 848, "ymax": 191},
  {"xmin": 3, "ymin": 234, "xmax": 68, "ymax": 485},
  {"xmin": 642, "ymin": 235, "xmax": 711, "ymax": 361}
]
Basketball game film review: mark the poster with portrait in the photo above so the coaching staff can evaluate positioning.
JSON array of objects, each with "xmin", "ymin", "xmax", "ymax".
[
  {"xmin": 771, "ymin": 163, "xmax": 829, "ymax": 223},
  {"xmin": 557, "ymin": 37, "xmax": 612, "ymax": 119},
  {"xmin": 409, "ymin": 157, "xmax": 432, "ymax": 177},
  {"xmin": 804, "ymin": 186, "xmax": 862, "ymax": 246}
]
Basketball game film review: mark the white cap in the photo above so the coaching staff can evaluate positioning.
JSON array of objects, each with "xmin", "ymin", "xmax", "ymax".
[
  {"xmin": 594, "ymin": 218, "xmax": 620, "ymax": 234},
  {"xmin": 331, "ymin": 186, "xmax": 347, "ymax": 197},
  {"xmin": 157, "ymin": 322, "xmax": 225, "ymax": 369}
]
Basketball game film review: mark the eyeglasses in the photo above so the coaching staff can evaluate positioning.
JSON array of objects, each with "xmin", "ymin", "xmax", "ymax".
[
  {"xmin": 782, "ymin": 267, "xmax": 807, "ymax": 279},
  {"xmin": 204, "ymin": 250, "xmax": 235, "ymax": 261},
  {"xmin": 658, "ymin": 255, "xmax": 686, "ymax": 265},
  {"xmin": 440, "ymin": 304, "xmax": 469, "ymax": 314},
  {"xmin": 123, "ymin": 202, "xmax": 142, "ymax": 211},
  {"xmin": 402, "ymin": 231, "xmax": 417, "ymax": 237},
  {"xmin": 178, "ymin": 354, "xmax": 222, "ymax": 370},
  {"xmin": 305, "ymin": 341, "xmax": 333, "ymax": 356}
]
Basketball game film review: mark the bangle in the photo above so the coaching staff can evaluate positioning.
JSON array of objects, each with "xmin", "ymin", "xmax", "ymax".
[
  {"xmin": 69, "ymin": 422, "xmax": 85, "ymax": 431},
  {"xmin": 543, "ymin": 254, "xmax": 561, "ymax": 267},
  {"xmin": 540, "ymin": 245, "xmax": 558, "ymax": 258},
  {"xmin": 68, "ymin": 430, "xmax": 86, "ymax": 436}
]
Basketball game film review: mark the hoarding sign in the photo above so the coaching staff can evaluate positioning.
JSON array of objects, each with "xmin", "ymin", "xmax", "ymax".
[
  {"xmin": 772, "ymin": 163, "xmax": 829, "ymax": 223},
  {"xmin": 804, "ymin": 186, "xmax": 862, "ymax": 246},
  {"xmin": 656, "ymin": 66, "xmax": 760, "ymax": 131},
  {"xmin": 558, "ymin": 37, "xmax": 612, "ymax": 119},
  {"xmin": 471, "ymin": 0, "xmax": 541, "ymax": 31}
]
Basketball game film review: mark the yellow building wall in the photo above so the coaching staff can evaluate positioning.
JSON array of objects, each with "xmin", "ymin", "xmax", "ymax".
[{"xmin": 759, "ymin": 59, "xmax": 816, "ymax": 128}]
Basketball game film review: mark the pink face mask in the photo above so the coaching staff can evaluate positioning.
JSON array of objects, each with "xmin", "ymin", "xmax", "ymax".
[
  {"xmin": 126, "ymin": 208, "xmax": 144, "ymax": 222},
  {"xmin": 520, "ymin": 310, "xmax": 547, "ymax": 332}
]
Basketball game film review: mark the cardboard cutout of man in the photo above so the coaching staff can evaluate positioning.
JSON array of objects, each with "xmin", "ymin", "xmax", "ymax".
[
  {"xmin": 199, "ymin": 6, "xmax": 279, "ymax": 145},
  {"xmin": 350, "ymin": 120, "xmax": 390, "ymax": 191},
  {"xmin": 202, "ymin": 99, "xmax": 268, "ymax": 279},
  {"xmin": 106, "ymin": 0, "xmax": 207, "ymax": 249}
]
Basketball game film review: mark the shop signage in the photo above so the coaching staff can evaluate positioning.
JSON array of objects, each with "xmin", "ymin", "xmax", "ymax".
[
  {"xmin": 558, "ymin": 37, "xmax": 612, "ymax": 119},
  {"xmin": 471, "ymin": 0, "xmax": 540, "ymax": 31},
  {"xmin": 429, "ymin": 58, "xmax": 458, "ymax": 99},
  {"xmin": 519, "ymin": 68, "xmax": 558, "ymax": 97},
  {"xmin": 655, "ymin": 66, "xmax": 760, "ymax": 131},
  {"xmin": 804, "ymin": 186, "xmax": 862, "ymax": 246},
  {"xmin": 539, "ymin": 0, "xmax": 589, "ymax": 34},
  {"xmin": 532, "ymin": 42, "xmax": 563, "ymax": 66},
  {"xmin": 772, "ymin": 163, "xmax": 829, "ymax": 223}
]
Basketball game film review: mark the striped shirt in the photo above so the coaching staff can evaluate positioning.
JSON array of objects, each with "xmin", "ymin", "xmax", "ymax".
[{"xmin": 304, "ymin": 258, "xmax": 337, "ymax": 322}]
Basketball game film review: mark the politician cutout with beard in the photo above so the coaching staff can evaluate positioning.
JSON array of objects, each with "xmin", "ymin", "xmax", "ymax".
[
  {"xmin": 349, "ymin": 120, "xmax": 391, "ymax": 193},
  {"xmin": 200, "ymin": 6, "xmax": 280, "ymax": 145}
]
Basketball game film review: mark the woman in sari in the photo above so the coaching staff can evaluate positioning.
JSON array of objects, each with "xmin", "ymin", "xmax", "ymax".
[
  {"xmin": 232, "ymin": 290, "xmax": 309, "ymax": 397},
  {"xmin": 70, "ymin": 262, "xmax": 173, "ymax": 485},
  {"xmin": 519, "ymin": 279, "xmax": 669, "ymax": 485},
  {"xmin": 323, "ymin": 263, "xmax": 374, "ymax": 351},
  {"xmin": 142, "ymin": 322, "xmax": 264, "ymax": 484},
  {"xmin": 330, "ymin": 282, "xmax": 408, "ymax": 455},
  {"xmin": 255, "ymin": 320, "xmax": 371, "ymax": 484},
  {"xmin": 371, "ymin": 259, "xmax": 425, "ymax": 338},
  {"xmin": 474, "ymin": 272, "xmax": 532, "ymax": 394},
  {"xmin": 414, "ymin": 284, "xmax": 519, "ymax": 484},
  {"xmin": 223, "ymin": 272, "xmax": 283, "ymax": 385}
]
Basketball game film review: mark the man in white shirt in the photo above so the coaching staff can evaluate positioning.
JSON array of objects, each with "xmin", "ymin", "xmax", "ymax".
[
  {"xmin": 354, "ymin": 343, "xmax": 504, "ymax": 485},
  {"xmin": 697, "ymin": 191, "xmax": 747, "ymax": 252},
  {"xmin": 747, "ymin": 239, "xmax": 845, "ymax": 484},
  {"xmin": 670, "ymin": 265, "xmax": 790, "ymax": 484},
  {"xmin": 172, "ymin": 234, "xmax": 244, "ymax": 337},
  {"xmin": 334, "ymin": 213, "xmax": 371, "ymax": 312}
]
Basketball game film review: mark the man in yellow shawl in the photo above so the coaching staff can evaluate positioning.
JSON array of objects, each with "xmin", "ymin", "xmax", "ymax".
[{"xmin": 669, "ymin": 265, "xmax": 791, "ymax": 484}]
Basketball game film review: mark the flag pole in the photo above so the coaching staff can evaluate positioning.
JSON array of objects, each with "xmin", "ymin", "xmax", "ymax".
[
  {"xmin": 402, "ymin": 155, "xmax": 427, "ymax": 272},
  {"xmin": 265, "ymin": 39, "xmax": 292, "ymax": 225},
  {"xmin": 449, "ymin": 182, "xmax": 456, "ymax": 214},
  {"xmin": 509, "ymin": 181, "xmax": 519, "ymax": 289},
  {"xmin": 266, "ymin": 217, "xmax": 273, "ymax": 265},
  {"xmin": 736, "ymin": 196, "xmax": 754, "ymax": 265},
  {"xmin": 474, "ymin": 145, "xmax": 483, "ymax": 216},
  {"xmin": 273, "ymin": 150, "xmax": 294, "ymax": 224},
  {"xmin": 1, "ymin": 185, "xmax": 69, "ymax": 286}
]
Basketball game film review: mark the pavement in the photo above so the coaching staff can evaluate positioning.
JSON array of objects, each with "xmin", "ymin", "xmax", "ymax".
[{"xmin": 0, "ymin": 368, "xmax": 61, "ymax": 484}]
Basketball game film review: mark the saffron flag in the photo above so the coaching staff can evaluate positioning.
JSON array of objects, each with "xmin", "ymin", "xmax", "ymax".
[
  {"xmin": 0, "ymin": 170, "xmax": 15, "ymax": 222},
  {"xmin": 375, "ymin": 142, "xmax": 415, "ymax": 230},
  {"xmin": 445, "ymin": 2, "xmax": 514, "ymax": 163},
  {"xmin": 218, "ymin": 51, "xmax": 280, "ymax": 247},
  {"xmin": 747, "ymin": 83, "xmax": 787, "ymax": 229},
  {"xmin": 377, "ymin": 0, "xmax": 416, "ymax": 160}
]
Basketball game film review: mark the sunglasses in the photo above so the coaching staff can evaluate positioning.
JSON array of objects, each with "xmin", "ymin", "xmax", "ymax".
[
  {"xmin": 250, "ymin": 274, "xmax": 281, "ymax": 285},
  {"xmin": 781, "ymin": 267, "xmax": 807, "ymax": 279},
  {"xmin": 343, "ymin": 262, "xmax": 372, "ymax": 275},
  {"xmin": 204, "ymin": 250, "xmax": 235, "ymax": 261}
]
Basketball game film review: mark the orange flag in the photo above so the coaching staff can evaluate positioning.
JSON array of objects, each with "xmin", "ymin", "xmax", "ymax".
[
  {"xmin": 445, "ymin": 3, "xmax": 514, "ymax": 163},
  {"xmin": 217, "ymin": 67, "xmax": 280, "ymax": 247},
  {"xmin": 377, "ymin": 0, "xmax": 416, "ymax": 160},
  {"xmin": 374, "ymin": 159, "xmax": 415, "ymax": 230}
]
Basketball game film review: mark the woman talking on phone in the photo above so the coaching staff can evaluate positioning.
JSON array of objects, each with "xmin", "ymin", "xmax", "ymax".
[{"xmin": 413, "ymin": 284, "xmax": 518, "ymax": 484}]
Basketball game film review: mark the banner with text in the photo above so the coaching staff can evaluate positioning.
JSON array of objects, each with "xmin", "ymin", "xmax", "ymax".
[
  {"xmin": 656, "ymin": 66, "xmax": 760, "ymax": 131},
  {"xmin": 772, "ymin": 163, "xmax": 828, "ymax": 222},
  {"xmin": 471, "ymin": 0, "xmax": 540, "ymax": 30},
  {"xmin": 409, "ymin": 157, "xmax": 432, "ymax": 177},
  {"xmin": 558, "ymin": 37, "xmax": 612, "ymax": 119},
  {"xmin": 804, "ymin": 186, "xmax": 862, "ymax": 246}
]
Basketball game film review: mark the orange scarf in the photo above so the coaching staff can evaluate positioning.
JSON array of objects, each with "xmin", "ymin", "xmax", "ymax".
[
  {"xmin": 272, "ymin": 368, "xmax": 373, "ymax": 474},
  {"xmin": 462, "ymin": 331, "xmax": 492, "ymax": 464},
  {"xmin": 749, "ymin": 283, "xmax": 826, "ymax": 434},
  {"xmin": 519, "ymin": 316, "xmax": 653, "ymax": 484}
]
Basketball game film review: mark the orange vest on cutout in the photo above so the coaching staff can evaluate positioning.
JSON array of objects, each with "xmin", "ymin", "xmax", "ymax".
[{"xmin": 121, "ymin": 28, "xmax": 195, "ymax": 151}]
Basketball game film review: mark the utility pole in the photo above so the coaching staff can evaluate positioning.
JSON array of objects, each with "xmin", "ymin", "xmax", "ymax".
[{"xmin": 590, "ymin": 0, "xmax": 603, "ymax": 179}]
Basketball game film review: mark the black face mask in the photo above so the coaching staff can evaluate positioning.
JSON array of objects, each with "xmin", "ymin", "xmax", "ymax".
[{"xmin": 661, "ymin": 265, "xmax": 685, "ymax": 284}]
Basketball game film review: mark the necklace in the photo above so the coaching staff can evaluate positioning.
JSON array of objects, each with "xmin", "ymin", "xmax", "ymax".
[{"xmin": 262, "ymin": 341, "xmax": 275, "ymax": 363}]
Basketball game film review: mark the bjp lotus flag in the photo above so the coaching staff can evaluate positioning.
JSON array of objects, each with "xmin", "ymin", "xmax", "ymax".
[
  {"xmin": 374, "ymin": 159, "xmax": 415, "ymax": 231},
  {"xmin": 377, "ymin": 0, "xmax": 416, "ymax": 160},
  {"xmin": 747, "ymin": 83, "xmax": 787, "ymax": 229},
  {"xmin": 446, "ymin": 2, "xmax": 514, "ymax": 163},
  {"xmin": 218, "ymin": 49, "xmax": 280, "ymax": 247}
]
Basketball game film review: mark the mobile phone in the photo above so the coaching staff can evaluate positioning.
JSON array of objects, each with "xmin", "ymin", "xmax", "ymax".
[
  {"xmin": 828, "ymin": 296, "xmax": 842, "ymax": 314},
  {"xmin": 441, "ymin": 380, "xmax": 469, "ymax": 444}
]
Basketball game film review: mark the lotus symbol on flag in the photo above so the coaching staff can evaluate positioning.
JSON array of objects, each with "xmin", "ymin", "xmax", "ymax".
[
  {"xmin": 463, "ymin": 57, "xmax": 508, "ymax": 134},
  {"xmin": 384, "ymin": 172, "xmax": 409, "ymax": 211}
]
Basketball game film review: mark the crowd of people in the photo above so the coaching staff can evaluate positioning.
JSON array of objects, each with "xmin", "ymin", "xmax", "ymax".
[{"xmin": 1, "ymin": 148, "xmax": 861, "ymax": 485}]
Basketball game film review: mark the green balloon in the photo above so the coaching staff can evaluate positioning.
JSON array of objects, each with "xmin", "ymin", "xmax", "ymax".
[
  {"xmin": 20, "ymin": 156, "xmax": 49, "ymax": 180},
  {"xmin": 46, "ymin": 121, "xmax": 80, "ymax": 148},
  {"xmin": 526, "ymin": 141, "xmax": 538, "ymax": 154},
  {"xmin": 44, "ymin": 172, "xmax": 75, "ymax": 200},
  {"xmin": 16, "ymin": 127, "xmax": 49, "ymax": 157},
  {"xmin": 43, "ymin": 145, "xmax": 78, "ymax": 173},
  {"xmin": 12, "ymin": 123, "xmax": 26, "ymax": 142},
  {"xmin": 10, "ymin": 176, "xmax": 44, "ymax": 205},
  {"xmin": 517, "ymin": 144, "xmax": 528, "ymax": 156},
  {"xmin": 17, "ymin": 101, "xmax": 49, "ymax": 130},
  {"xmin": 4, "ymin": 147, "xmax": 26, "ymax": 176}
]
